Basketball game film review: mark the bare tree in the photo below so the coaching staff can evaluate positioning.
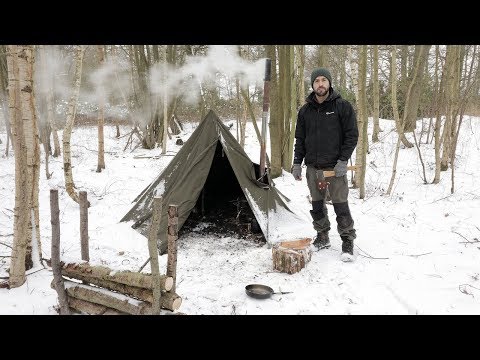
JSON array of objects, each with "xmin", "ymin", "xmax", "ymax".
[
  {"xmin": 96, "ymin": 45, "xmax": 105, "ymax": 173},
  {"xmin": 63, "ymin": 45, "xmax": 85, "ymax": 204},
  {"xmin": 355, "ymin": 45, "xmax": 368, "ymax": 199},
  {"xmin": 372, "ymin": 45, "xmax": 381, "ymax": 143}
]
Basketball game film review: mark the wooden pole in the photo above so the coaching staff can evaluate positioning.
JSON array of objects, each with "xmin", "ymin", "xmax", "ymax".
[
  {"xmin": 79, "ymin": 191, "xmax": 89, "ymax": 262},
  {"xmin": 50, "ymin": 189, "xmax": 70, "ymax": 315},
  {"xmin": 167, "ymin": 205, "xmax": 178, "ymax": 293},
  {"xmin": 148, "ymin": 196, "xmax": 163, "ymax": 314}
]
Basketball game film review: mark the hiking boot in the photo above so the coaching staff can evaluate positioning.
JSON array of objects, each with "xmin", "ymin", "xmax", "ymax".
[
  {"xmin": 340, "ymin": 237, "xmax": 354, "ymax": 262},
  {"xmin": 313, "ymin": 232, "xmax": 330, "ymax": 250}
]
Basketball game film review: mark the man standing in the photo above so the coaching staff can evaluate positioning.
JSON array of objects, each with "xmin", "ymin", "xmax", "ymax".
[{"xmin": 291, "ymin": 68, "xmax": 358, "ymax": 262}]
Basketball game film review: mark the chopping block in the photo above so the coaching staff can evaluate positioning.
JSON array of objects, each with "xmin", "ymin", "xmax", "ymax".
[{"xmin": 272, "ymin": 238, "xmax": 312, "ymax": 274}]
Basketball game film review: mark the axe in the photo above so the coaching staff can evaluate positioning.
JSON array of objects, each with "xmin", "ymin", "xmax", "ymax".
[{"xmin": 317, "ymin": 165, "xmax": 358, "ymax": 190}]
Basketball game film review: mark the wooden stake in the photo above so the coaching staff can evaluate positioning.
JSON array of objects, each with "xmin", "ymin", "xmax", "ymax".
[
  {"xmin": 167, "ymin": 205, "xmax": 178, "ymax": 293},
  {"xmin": 148, "ymin": 197, "xmax": 163, "ymax": 314},
  {"xmin": 79, "ymin": 191, "xmax": 89, "ymax": 262},
  {"xmin": 50, "ymin": 189, "xmax": 70, "ymax": 315}
]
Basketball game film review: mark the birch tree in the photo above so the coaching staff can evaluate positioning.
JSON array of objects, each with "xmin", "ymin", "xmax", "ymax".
[
  {"xmin": 7, "ymin": 45, "xmax": 41, "ymax": 287},
  {"xmin": 7, "ymin": 45, "xmax": 29, "ymax": 287},
  {"xmin": 63, "ymin": 45, "xmax": 85, "ymax": 204}
]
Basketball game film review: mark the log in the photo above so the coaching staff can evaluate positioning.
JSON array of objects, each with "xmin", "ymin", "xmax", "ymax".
[
  {"xmin": 161, "ymin": 291, "xmax": 182, "ymax": 312},
  {"xmin": 63, "ymin": 279, "xmax": 152, "ymax": 315},
  {"xmin": 272, "ymin": 239, "xmax": 312, "ymax": 274},
  {"xmin": 68, "ymin": 297, "xmax": 112, "ymax": 315},
  {"xmin": 61, "ymin": 270, "xmax": 162, "ymax": 303},
  {"xmin": 60, "ymin": 262, "xmax": 170, "ymax": 290},
  {"xmin": 51, "ymin": 279, "xmax": 182, "ymax": 314}
]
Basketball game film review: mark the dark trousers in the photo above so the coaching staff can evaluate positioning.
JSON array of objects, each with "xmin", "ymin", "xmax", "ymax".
[{"xmin": 306, "ymin": 165, "xmax": 356, "ymax": 241}]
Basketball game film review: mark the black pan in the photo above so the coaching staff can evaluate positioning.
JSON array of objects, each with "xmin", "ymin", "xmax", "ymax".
[{"xmin": 245, "ymin": 284, "xmax": 293, "ymax": 299}]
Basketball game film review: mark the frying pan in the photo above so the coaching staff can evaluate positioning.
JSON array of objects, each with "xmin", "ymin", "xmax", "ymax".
[{"xmin": 245, "ymin": 284, "xmax": 293, "ymax": 299}]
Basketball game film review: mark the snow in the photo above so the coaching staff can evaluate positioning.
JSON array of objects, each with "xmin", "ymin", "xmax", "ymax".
[{"xmin": 1, "ymin": 115, "xmax": 480, "ymax": 315}]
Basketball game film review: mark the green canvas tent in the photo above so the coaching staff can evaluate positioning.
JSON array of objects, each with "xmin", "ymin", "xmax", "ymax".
[{"xmin": 121, "ymin": 110, "xmax": 311, "ymax": 254}]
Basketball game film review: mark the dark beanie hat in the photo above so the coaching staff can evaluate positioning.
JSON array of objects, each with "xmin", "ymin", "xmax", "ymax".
[{"xmin": 310, "ymin": 68, "xmax": 332, "ymax": 88}]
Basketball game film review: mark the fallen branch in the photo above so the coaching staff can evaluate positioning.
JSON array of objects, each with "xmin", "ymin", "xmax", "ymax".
[
  {"xmin": 452, "ymin": 231, "xmax": 472, "ymax": 243},
  {"xmin": 0, "ymin": 234, "xmax": 13, "ymax": 238},
  {"xmin": 0, "ymin": 241, "xmax": 13, "ymax": 248},
  {"xmin": 405, "ymin": 252, "xmax": 432, "ymax": 258},
  {"xmin": 458, "ymin": 283, "xmax": 480, "ymax": 297},
  {"xmin": 355, "ymin": 245, "xmax": 389, "ymax": 260}
]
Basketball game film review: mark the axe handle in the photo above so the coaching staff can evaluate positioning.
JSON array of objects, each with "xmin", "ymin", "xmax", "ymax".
[{"xmin": 323, "ymin": 165, "xmax": 358, "ymax": 178}]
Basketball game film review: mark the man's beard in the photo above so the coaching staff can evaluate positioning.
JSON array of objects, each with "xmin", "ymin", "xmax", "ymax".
[{"xmin": 315, "ymin": 87, "xmax": 328, "ymax": 97}]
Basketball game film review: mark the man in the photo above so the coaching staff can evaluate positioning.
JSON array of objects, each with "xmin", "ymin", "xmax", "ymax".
[{"xmin": 292, "ymin": 68, "xmax": 358, "ymax": 262}]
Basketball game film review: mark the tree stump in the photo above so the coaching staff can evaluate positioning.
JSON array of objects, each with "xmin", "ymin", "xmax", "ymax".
[{"xmin": 272, "ymin": 238, "xmax": 312, "ymax": 274}]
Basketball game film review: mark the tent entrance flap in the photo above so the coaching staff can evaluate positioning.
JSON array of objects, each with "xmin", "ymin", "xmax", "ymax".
[{"xmin": 179, "ymin": 142, "xmax": 265, "ymax": 240}]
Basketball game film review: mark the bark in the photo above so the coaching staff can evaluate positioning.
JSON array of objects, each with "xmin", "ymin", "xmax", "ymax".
[
  {"xmin": 7, "ymin": 45, "xmax": 29, "ymax": 287},
  {"xmin": 63, "ymin": 45, "xmax": 85, "ymax": 204},
  {"xmin": 272, "ymin": 240, "xmax": 312, "ymax": 274},
  {"xmin": 50, "ymin": 189, "xmax": 70, "ymax": 314},
  {"xmin": 96, "ymin": 46, "xmax": 106, "ymax": 172}
]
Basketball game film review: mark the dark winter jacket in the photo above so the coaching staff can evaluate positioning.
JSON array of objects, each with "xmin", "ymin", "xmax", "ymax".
[{"xmin": 293, "ymin": 88, "xmax": 358, "ymax": 168}]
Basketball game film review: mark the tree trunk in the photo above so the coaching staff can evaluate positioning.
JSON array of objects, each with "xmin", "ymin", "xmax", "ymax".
[
  {"xmin": 96, "ymin": 46, "xmax": 106, "ymax": 173},
  {"xmin": 41, "ymin": 46, "xmax": 61, "ymax": 157},
  {"xmin": 355, "ymin": 46, "xmax": 368, "ymax": 199},
  {"xmin": 296, "ymin": 45, "xmax": 305, "ymax": 108},
  {"xmin": 403, "ymin": 45, "xmax": 432, "ymax": 133},
  {"xmin": 268, "ymin": 45, "xmax": 282, "ymax": 178},
  {"xmin": 432, "ymin": 46, "xmax": 444, "ymax": 184},
  {"xmin": 286, "ymin": 45, "xmax": 297, "ymax": 170},
  {"xmin": 440, "ymin": 46, "xmax": 458, "ymax": 172},
  {"xmin": 386, "ymin": 46, "xmax": 403, "ymax": 196},
  {"xmin": 19, "ymin": 45, "xmax": 41, "ymax": 269},
  {"xmin": 63, "ymin": 45, "xmax": 85, "ymax": 204},
  {"xmin": 272, "ymin": 239, "xmax": 312, "ymax": 274},
  {"xmin": 6, "ymin": 45, "xmax": 29, "ymax": 288},
  {"xmin": 372, "ymin": 45, "xmax": 381, "ymax": 142}
]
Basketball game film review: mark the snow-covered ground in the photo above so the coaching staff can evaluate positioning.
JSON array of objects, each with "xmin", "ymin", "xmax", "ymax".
[{"xmin": 1, "ymin": 115, "xmax": 479, "ymax": 315}]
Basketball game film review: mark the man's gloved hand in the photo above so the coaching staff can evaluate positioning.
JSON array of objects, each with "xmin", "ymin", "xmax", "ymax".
[
  {"xmin": 334, "ymin": 160, "xmax": 348, "ymax": 177},
  {"xmin": 291, "ymin": 164, "xmax": 302, "ymax": 180}
]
